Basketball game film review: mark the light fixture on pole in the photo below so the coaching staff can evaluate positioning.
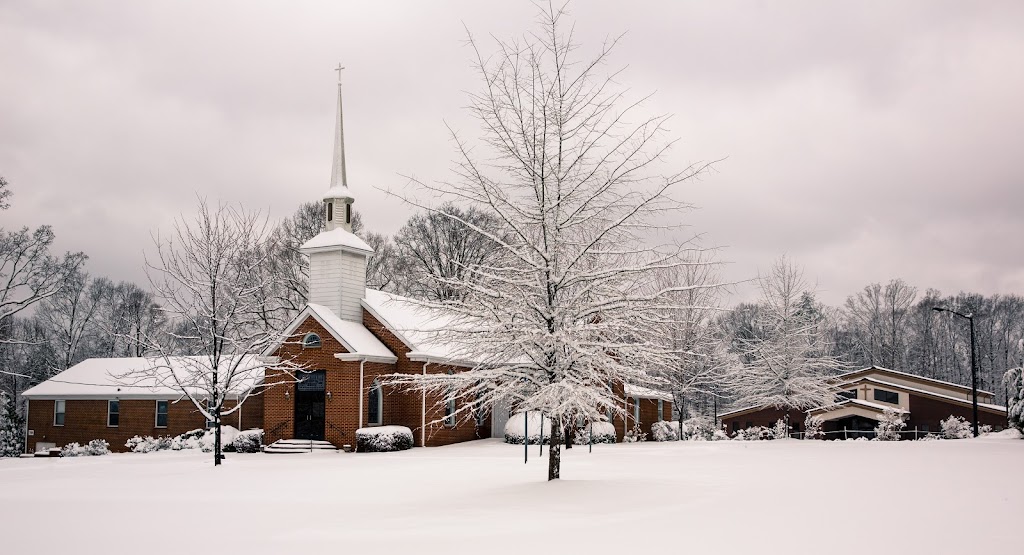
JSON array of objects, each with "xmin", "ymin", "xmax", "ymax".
[{"xmin": 932, "ymin": 306, "xmax": 979, "ymax": 437}]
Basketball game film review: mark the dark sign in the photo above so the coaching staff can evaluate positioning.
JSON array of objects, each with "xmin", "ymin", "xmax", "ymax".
[{"xmin": 297, "ymin": 371, "xmax": 326, "ymax": 392}]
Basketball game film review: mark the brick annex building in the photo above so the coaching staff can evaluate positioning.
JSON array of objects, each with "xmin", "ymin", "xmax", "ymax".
[
  {"xmin": 21, "ymin": 77, "xmax": 669, "ymax": 453},
  {"xmin": 720, "ymin": 366, "xmax": 1008, "ymax": 438}
]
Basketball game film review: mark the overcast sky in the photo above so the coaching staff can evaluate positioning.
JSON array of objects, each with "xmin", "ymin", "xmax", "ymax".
[{"xmin": 2, "ymin": 1, "xmax": 1022, "ymax": 306}]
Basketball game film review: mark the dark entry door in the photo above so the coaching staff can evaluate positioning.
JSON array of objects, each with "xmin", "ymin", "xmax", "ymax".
[{"xmin": 294, "ymin": 370, "xmax": 326, "ymax": 441}]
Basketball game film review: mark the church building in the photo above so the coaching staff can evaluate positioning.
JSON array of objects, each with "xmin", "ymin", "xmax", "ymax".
[{"xmin": 20, "ymin": 74, "xmax": 668, "ymax": 454}]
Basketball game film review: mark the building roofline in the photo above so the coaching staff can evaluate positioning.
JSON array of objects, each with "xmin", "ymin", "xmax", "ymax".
[{"xmin": 834, "ymin": 365, "xmax": 995, "ymax": 397}]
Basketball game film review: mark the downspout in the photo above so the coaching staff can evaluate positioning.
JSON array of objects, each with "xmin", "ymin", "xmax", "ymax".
[
  {"xmin": 23, "ymin": 398, "xmax": 30, "ymax": 454},
  {"xmin": 421, "ymin": 362, "xmax": 429, "ymax": 447},
  {"xmin": 358, "ymin": 358, "xmax": 367, "ymax": 429}
]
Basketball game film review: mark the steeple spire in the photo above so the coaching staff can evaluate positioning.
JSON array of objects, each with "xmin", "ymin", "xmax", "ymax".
[
  {"xmin": 330, "ymin": 63, "xmax": 348, "ymax": 191},
  {"xmin": 324, "ymin": 64, "xmax": 355, "ymax": 233}
]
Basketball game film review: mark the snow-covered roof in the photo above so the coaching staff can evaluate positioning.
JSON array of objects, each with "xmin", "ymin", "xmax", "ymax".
[
  {"xmin": 834, "ymin": 365, "xmax": 995, "ymax": 397},
  {"xmin": 21, "ymin": 355, "xmax": 263, "ymax": 400},
  {"xmin": 809, "ymin": 398, "xmax": 907, "ymax": 415},
  {"xmin": 300, "ymin": 228, "xmax": 373, "ymax": 254},
  {"xmin": 625, "ymin": 384, "xmax": 673, "ymax": 402},
  {"xmin": 836, "ymin": 376, "xmax": 1006, "ymax": 413},
  {"xmin": 265, "ymin": 303, "xmax": 397, "ymax": 363},
  {"xmin": 323, "ymin": 185, "xmax": 354, "ymax": 200},
  {"xmin": 361, "ymin": 288, "xmax": 468, "ymax": 365}
]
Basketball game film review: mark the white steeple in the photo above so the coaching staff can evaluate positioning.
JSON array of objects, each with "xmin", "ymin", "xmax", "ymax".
[
  {"xmin": 324, "ymin": 63, "xmax": 355, "ymax": 233},
  {"xmin": 300, "ymin": 66, "xmax": 372, "ymax": 322}
]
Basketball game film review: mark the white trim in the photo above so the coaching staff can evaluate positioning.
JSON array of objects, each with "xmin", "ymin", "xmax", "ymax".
[
  {"xmin": 53, "ymin": 399, "xmax": 65, "ymax": 427},
  {"xmin": 358, "ymin": 359, "xmax": 365, "ymax": 429},
  {"xmin": 835, "ymin": 376, "xmax": 1006, "ymax": 413},
  {"xmin": 834, "ymin": 365, "xmax": 996, "ymax": 397},
  {"xmin": 302, "ymin": 332, "xmax": 322, "ymax": 349},
  {"xmin": 334, "ymin": 353, "xmax": 398, "ymax": 364},
  {"xmin": 300, "ymin": 243, "xmax": 374, "ymax": 257},
  {"xmin": 106, "ymin": 400, "xmax": 119, "ymax": 428},
  {"xmin": 154, "ymin": 400, "xmax": 169, "ymax": 428},
  {"xmin": 421, "ymin": 362, "xmax": 428, "ymax": 446}
]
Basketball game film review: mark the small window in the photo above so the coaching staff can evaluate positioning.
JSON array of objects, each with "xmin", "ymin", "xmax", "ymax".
[
  {"xmin": 838, "ymin": 390, "xmax": 857, "ymax": 400},
  {"xmin": 368, "ymin": 380, "xmax": 382, "ymax": 425},
  {"xmin": 206, "ymin": 400, "xmax": 215, "ymax": 428},
  {"xmin": 657, "ymin": 399, "xmax": 664, "ymax": 421},
  {"xmin": 155, "ymin": 400, "xmax": 168, "ymax": 428},
  {"xmin": 107, "ymin": 400, "xmax": 120, "ymax": 427},
  {"xmin": 873, "ymin": 389, "xmax": 899, "ymax": 404},
  {"xmin": 632, "ymin": 398, "xmax": 640, "ymax": 424},
  {"xmin": 54, "ymin": 400, "xmax": 65, "ymax": 426},
  {"xmin": 345, "ymin": 203, "xmax": 351, "ymax": 224},
  {"xmin": 303, "ymin": 333, "xmax": 322, "ymax": 349},
  {"xmin": 327, "ymin": 202, "xmax": 333, "ymax": 222}
]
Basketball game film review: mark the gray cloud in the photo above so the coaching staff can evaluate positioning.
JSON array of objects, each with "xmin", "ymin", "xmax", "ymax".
[{"xmin": 1, "ymin": 1, "xmax": 1022, "ymax": 305}]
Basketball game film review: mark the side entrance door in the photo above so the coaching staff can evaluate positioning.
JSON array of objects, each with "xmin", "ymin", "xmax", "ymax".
[{"xmin": 294, "ymin": 370, "xmax": 326, "ymax": 441}]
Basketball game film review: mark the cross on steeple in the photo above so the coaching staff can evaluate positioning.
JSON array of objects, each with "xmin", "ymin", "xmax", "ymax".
[{"xmin": 335, "ymin": 63, "xmax": 345, "ymax": 83}]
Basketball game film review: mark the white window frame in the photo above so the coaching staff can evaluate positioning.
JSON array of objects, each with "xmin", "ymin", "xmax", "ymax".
[
  {"xmin": 368, "ymin": 380, "xmax": 382, "ymax": 426},
  {"xmin": 53, "ymin": 400, "xmax": 66, "ymax": 427},
  {"xmin": 303, "ymin": 333, "xmax": 322, "ymax": 349},
  {"xmin": 658, "ymin": 399, "xmax": 664, "ymax": 422},
  {"xmin": 155, "ymin": 400, "xmax": 169, "ymax": 428},
  {"xmin": 107, "ymin": 400, "xmax": 119, "ymax": 428},
  {"xmin": 444, "ymin": 371, "xmax": 456, "ymax": 427},
  {"xmin": 633, "ymin": 398, "xmax": 640, "ymax": 425}
]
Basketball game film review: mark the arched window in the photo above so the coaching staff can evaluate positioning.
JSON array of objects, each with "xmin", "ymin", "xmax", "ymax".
[
  {"xmin": 302, "ymin": 333, "xmax": 321, "ymax": 349},
  {"xmin": 368, "ymin": 380, "xmax": 382, "ymax": 425},
  {"xmin": 444, "ymin": 370, "xmax": 456, "ymax": 427},
  {"xmin": 327, "ymin": 202, "xmax": 334, "ymax": 222}
]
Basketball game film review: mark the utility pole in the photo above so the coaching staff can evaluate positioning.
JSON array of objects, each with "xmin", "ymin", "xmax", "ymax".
[{"xmin": 933, "ymin": 307, "xmax": 980, "ymax": 437}]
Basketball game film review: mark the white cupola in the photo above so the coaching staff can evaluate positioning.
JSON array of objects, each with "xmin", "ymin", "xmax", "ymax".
[{"xmin": 300, "ymin": 67, "xmax": 373, "ymax": 322}]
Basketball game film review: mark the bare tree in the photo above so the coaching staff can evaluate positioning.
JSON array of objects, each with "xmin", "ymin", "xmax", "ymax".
[
  {"xmin": 388, "ymin": 4, "xmax": 717, "ymax": 481},
  {"xmin": 128, "ymin": 200, "xmax": 301, "ymax": 465},
  {"xmin": 728, "ymin": 258, "xmax": 846, "ymax": 427},
  {"xmin": 0, "ymin": 177, "xmax": 86, "ymax": 326},
  {"xmin": 35, "ymin": 271, "xmax": 108, "ymax": 373},
  {"xmin": 391, "ymin": 202, "xmax": 506, "ymax": 301}
]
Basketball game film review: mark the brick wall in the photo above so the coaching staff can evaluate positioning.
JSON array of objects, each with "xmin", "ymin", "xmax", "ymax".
[
  {"xmin": 25, "ymin": 397, "xmax": 251, "ymax": 453},
  {"xmin": 265, "ymin": 311, "xmax": 488, "ymax": 449},
  {"xmin": 722, "ymin": 407, "xmax": 807, "ymax": 435},
  {"xmin": 906, "ymin": 393, "xmax": 1007, "ymax": 432}
]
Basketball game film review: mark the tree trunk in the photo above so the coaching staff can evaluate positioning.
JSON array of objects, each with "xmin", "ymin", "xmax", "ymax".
[
  {"xmin": 564, "ymin": 420, "xmax": 573, "ymax": 449},
  {"xmin": 214, "ymin": 408, "xmax": 222, "ymax": 466},
  {"xmin": 547, "ymin": 418, "xmax": 561, "ymax": 481}
]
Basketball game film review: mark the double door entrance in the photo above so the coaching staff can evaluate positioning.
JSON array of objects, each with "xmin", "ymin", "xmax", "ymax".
[{"xmin": 294, "ymin": 370, "xmax": 326, "ymax": 441}]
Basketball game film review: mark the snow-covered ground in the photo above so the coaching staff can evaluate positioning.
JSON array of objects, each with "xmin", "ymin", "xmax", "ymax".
[{"xmin": 2, "ymin": 436, "xmax": 1021, "ymax": 554}]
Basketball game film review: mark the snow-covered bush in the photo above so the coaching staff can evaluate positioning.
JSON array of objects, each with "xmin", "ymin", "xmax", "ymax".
[
  {"xmin": 125, "ymin": 435, "xmax": 172, "ymax": 453},
  {"xmin": 171, "ymin": 428, "xmax": 205, "ymax": 450},
  {"xmin": 61, "ymin": 439, "xmax": 110, "ymax": 457},
  {"xmin": 941, "ymin": 415, "xmax": 973, "ymax": 439},
  {"xmin": 165, "ymin": 427, "xmax": 240, "ymax": 452},
  {"xmin": 651, "ymin": 420, "xmax": 679, "ymax": 441},
  {"xmin": 572, "ymin": 421, "xmax": 616, "ymax": 444},
  {"xmin": 874, "ymin": 407, "xmax": 906, "ymax": 441},
  {"xmin": 356, "ymin": 426, "xmax": 413, "ymax": 452},
  {"xmin": 503, "ymin": 411, "xmax": 553, "ymax": 444},
  {"xmin": 770, "ymin": 419, "xmax": 790, "ymax": 440},
  {"xmin": 804, "ymin": 415, "xmax": 824, "ymax": 440},
  {"xmin": 712, "ymin": 426, "xmax": 730, "ymax": 441},
  {"xmin": 680, "ymin": 417, "xmax": 718, "ymax": 441},
  {"xmin": 231, "ymin": 429, "xmax": 263, "ymax": 453},
  {"xmin": 919, "ymin": 433, "xmax": 942, "ymax": 441},
  {"xmin": 733, "ymin": 426, "xmax": 771, "ymax": 441},
  {"xmin": 1004, "ymin": 367, "xmax": 1024, "ymax": 434},
  {"xmin": 623, "ymin": 423, "xmax": 647, "ymax": 443},
  {"xmin": 0, "ymin": 392, "xmax": 23, "ymax": 457}
]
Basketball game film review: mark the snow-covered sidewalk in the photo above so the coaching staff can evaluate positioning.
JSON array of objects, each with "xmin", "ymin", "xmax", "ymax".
[{"xmin": 1, "ymin": 437, "xmax": 1021, "ymax": 554}]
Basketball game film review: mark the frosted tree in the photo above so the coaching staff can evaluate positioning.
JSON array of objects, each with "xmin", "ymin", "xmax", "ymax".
[
  {"xmin": 728, "ymin": 258, "xmax": 846, "ymax": 428},
  {"xmin": 124, "ymin": 200, "xmax": 302, "ymax": 465},
  {"xmin": 1004, "ymin": 365, "xmax": 1023, "ymax": 434},
  {"xmin": 388, "ymin": 3, "xmax": 717, "ymax": 481},
  {"xmin": 874, "ymin": 407, "xmax": 906, "ymax": 441},
  {"xmin": 0, "ymin": 390, "xmax": 22, "ymax": 456}
]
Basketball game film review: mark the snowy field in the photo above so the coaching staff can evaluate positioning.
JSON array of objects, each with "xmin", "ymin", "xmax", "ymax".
[{"xmin": 2, "ymin": 436, "xmax": 1022, "ymax": 555}]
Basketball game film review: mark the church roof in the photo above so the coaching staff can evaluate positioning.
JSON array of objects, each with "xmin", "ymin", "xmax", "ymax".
[
  {"xmin": 21, "ymin": 355, "xmax": 263, "ymax": 400},
  {"xmin": 833, "ymin": 365, "xmax": 995, "ymax": 397},
  {"xmin": 300, "ymin": 227, "xmax": 374, "ymax": 254},
  {"xmin": 264, "ymin": 303, "xmax": 397, "ymax": 363},
  {"xmin": 361, "ymin": 288, "xmax": 468, "ymax": 365}
]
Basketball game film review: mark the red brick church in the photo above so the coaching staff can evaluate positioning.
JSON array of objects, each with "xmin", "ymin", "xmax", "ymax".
[{"xmin": 21, "ymin": 76, "xmax": 668, "ymax": 453}]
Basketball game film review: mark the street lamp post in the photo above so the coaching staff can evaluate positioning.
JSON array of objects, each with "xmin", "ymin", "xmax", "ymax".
[{"xmin": 932, "ymin": 306, "xmax": 979, "ymax": 437}]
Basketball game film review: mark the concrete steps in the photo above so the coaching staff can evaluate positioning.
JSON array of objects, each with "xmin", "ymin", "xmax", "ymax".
[{"xmin": 262, "ymin": 439, "xmax": 339, "ymax": 454}]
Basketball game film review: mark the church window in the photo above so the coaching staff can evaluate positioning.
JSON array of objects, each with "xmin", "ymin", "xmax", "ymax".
[
  {"xmin": 303, "ymin": 333, "xmax": 322, "ymax": 349},
  {"xmin": 839, "ymin": 389, "xmax": 857, "ymax": 400},
  {"xmin": 368, "ymin": 380, "xmax": 382, "ymax": 425},
  {"xmin": 657, "ymin": 399, "xmax": 664, "ymax": 421},
  {"xmin": 155, "ymin": 400, "xmax": 168, "ymax": 428},
  {"xmin": 632, "ymin": 398, "xmax": 640, "ymax": 425},
  {"xmin": 873, "ymin": 389, "xmax": 899, "ymax": 404},
  {"xmin": 54, "ymin": 400, "xmax": 65, "ymax": 426},
  {"xmin": 107, "ymin": 400, "xmax": 119, "ymax": 427},
  {"xmin": 327, "ymin": 202, "xmax": 333, "ymax": 222},
  {"xmin": 345, "ymin": 203, "xmax": 352, "ymax": 224}
]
